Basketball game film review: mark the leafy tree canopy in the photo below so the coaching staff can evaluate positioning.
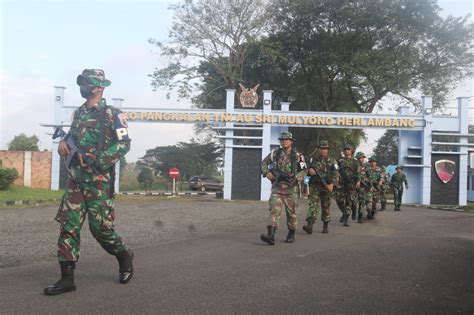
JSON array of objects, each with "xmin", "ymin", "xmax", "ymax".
[
  {"xmin": 8, "ymin": 134, "xmax": 39, "ymax": 151},
  {"xmin": 150, "ymin": 0, "xmax": 473, "ymax": 154}
]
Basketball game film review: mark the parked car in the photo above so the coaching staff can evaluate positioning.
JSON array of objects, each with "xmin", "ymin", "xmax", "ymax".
[{"xmin": 188, "ymin": 176, "xmax": 223, "ymax": 191}]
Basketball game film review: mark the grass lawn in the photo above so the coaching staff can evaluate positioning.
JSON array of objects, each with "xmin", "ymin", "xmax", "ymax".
[{"xmin": 0, "ymin": 185, "xmax": 63, "ymax": 202}]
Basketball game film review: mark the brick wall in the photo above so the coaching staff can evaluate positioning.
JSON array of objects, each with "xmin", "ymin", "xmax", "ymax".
[{"xmin": 0, "ymin": 151, "xmax": 52, "ymax": 189}]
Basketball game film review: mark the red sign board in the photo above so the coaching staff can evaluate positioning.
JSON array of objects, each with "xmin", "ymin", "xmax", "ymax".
[{"xmin": 168, "ymin": 168, "xmax": 180, "ymax": 179}]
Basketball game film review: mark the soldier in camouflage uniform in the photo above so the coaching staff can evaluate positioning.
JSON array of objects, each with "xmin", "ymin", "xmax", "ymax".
[
  {"xmin": 44, "ymin": 69, "xmax": 134, "ymax": 296},
  {"xmin": 379, "ymin": 166, "xmax": 389, "ymax": 211},
  {"xmin": 390, "ymin": 166, "xmax": 409, "ymax": 211},
  {"xmin": 302, "ymin": 140, "xmax": 337, "ymax": 234},
  {"xmin": 260, "ymin": 131, "xmax": 306, "ymax": 245},
  {"xmin": 355, "ymin": 152, "xmax": 369, "ymax": 223},
  {"xmin": 366, "ymin": 156, "xmax": 383, "ymax": 219},
  {"xmin": 336, "ymin": 144, "xmax": 360, "ymax": 226}
]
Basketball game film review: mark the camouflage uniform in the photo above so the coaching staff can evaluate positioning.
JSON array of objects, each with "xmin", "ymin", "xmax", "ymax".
[
  {"xmin": 336, "ymin": 154, "xmax": 360, "ymax": 223},
  {"xmin": 55, "ymin": 99, "xmax": 131, "ymax": 262},
  {"xmin": 365, "ymin": 160, "xmax": 382, "ymax": 219},
  {"xmin": 390, "ymin": 167, "xmax": 409, "ymax": 211},
  {"xmin": 45, "ymin": 69, "xmax": 133, "ymax": 296},
  {"xmin": 306, "ymin": 152, "xmax": 337, "ymax": 223},
  {"xmin": 355, "ymin": 152, "xmax": 369, "ymax": 221},
  {"xmin": 260, "ymin": 131, "xmax": 306, "ymax": 245},
  {"xmin": 379, "ymin": 167, "xmax": 389, "ymax": 210}
]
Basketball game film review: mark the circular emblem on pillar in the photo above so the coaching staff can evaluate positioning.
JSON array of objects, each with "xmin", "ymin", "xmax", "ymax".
[{"xmin": 239, "ymin": 83, "xmax": 260, "ymax": 108}]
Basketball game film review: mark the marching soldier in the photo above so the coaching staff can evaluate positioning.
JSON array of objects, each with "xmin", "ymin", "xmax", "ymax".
[
  {"xmin": 366, "ymin": 156, "xmax": 383, "ymax": 219},
  {"xmin": 355, "ymin": 152, "xmax": 369, "ymax": 223},
  {"xmin": 44, "ymin": 69, "xmax": 134, "ymax": 295},
  {"xmin": 379, "ymin": 166, "xmax": 389, "ymax": 211},
  {"xmin": 336, "ymin": 144, "xmax": 360, "ymax": 226},
  {"xmin": 260, "ymin": 131, "xmax": 306, "ymax": 245},
  {"xmin": 390, "ymin": 166, "xmax": 409, "ymax": 211},
  {"xmin": 303, "ymin": 140, "xmax": 337, "ymax": 234}
]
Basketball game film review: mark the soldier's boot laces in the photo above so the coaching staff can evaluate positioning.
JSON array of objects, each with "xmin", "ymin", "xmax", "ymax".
[
  {"xmin": 260, "ymin": 225, "xmax": 276, "ymax": 245},
  {"xmin": 343, "ymin": 214, "xmax": 350, "ymax": 227},
  {"xmin": 44, "ymin": 261, "xmax": 76, "ymax": 295},
  {"xmin": 351, "ymin": 209, "xmax": 357, "ymax": 221},
  {"xmin": 116, "ymin": 248, "xmax": 134, "ymax": 284},
  {"xmin": 380, "ymin": 201, "xmax": 386, "ymax": 211},
  {"xmin": 285, "ymin": 229, "xmax": 296, "ymax": 243},
  {"xmin": 357, "ymin": 213, "xmax": 363, "ymax": 223},
  {"xmin": 322, "ymin": 221, "xmax": 329, "ymax": 234},
  {"xmin": 302, "ymin": 218, "xmax": 314, "ymax": 235}
]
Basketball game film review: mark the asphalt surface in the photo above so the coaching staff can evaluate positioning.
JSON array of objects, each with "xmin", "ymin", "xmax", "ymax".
[{"xmin": 0, "ymin": 196, "xmax": 473, "ymax": 314}]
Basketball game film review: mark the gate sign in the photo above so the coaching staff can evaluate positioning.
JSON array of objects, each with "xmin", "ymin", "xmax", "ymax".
[
  {"xmin": 435, "ymin": 160, "xmax": 455, "ymax": 184},
  {"xmin": 169, "ymin": 168, "xmax": 180, "ymax": 179}
]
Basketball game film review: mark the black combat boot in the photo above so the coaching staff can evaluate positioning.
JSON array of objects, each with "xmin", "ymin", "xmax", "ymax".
[
  {"xmin": 339, "ymin": 214, "xmax": 344, "ymax": 223},
  {"xmin": 351, "ymin": 209, "xmax": 356, "ymax": 221},
  {"xmin": 260, "ymin": 225, "xmax": 276, "ymax": 245},
  {"xmin": 285, "ymin": 229, "xmax": 295, "ymax": 243},
  {"xmin": 322, "ymin": 221, "xmax": 329, "ymax": 234},
  {"xmin": 116, "ymin": 249, "xmax": 134, "ymax": 284},
  {"xmin": 357, "ymin": 213, "xmax": 363, "ymax": 223},
  {"xmin": 343, "ymin": 214, "xmax": 350, "ymax": 227},
  {"xmin": 367, "ymin": 211, "xmax": 373, "ymax": 219},
  {"xmin": 44, "ymin": 261, "xmax": 76, "ymax": 295},
  {"xmin": 303, "ymin": 218, "xmax": 314, "ymax": 235},
  {"xmin": 380, "ymin": 201, "xmax": 386, "ymax": 211}
]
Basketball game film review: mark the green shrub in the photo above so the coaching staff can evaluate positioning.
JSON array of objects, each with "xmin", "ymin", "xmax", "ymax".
[{"xmin": 0, "ymin": 167, "xmax": 19, "ymax": 190}]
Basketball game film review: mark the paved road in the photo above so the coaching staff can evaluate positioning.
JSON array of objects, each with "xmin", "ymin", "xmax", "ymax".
[{"xmin": 1, "ymin": 197, "xmax": 473, "ymax": 314}]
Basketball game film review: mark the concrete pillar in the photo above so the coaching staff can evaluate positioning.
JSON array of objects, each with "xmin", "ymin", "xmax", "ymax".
[
  {"xmin": 458, "ymin": 97, "xmax": 469, "ymax": 206},
  {"xmin": 421, "ymin": 96, "xmax": 433, "ymax": 205},
  {"xmin": 51, "ymin": 86, "xmax": 65, "ymax": 190},
  {"xmin": 112, "ymin": 98, "xmax": 124, "ymax": 194},
  {"xmin": 223, "ymin": 89, "xmax": 235, "ymax": 200},
  {"xmin": 260, "ymin": 90, "xmax": 273, "ymax": 201}
]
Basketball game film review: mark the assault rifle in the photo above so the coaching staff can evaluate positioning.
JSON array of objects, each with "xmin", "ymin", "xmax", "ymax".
[
  {"xmin": 269, "ymin": 168, "xmax": 296, "ymax": 185},
  {"xmin": 53, "ymin": 126, "xmax": 100, "ymax": 174},
  {"xmin": 308, "ymin": 168, "xmax": 328, "ymax": 190}
]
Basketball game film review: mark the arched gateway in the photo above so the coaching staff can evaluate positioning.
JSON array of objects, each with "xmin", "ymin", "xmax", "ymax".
[{"xmin": 44, "ymin": 87, "xmax": 472, "ymax": 206}]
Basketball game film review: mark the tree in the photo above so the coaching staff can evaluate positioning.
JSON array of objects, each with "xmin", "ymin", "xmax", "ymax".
[
  {"xmin": 137, "ymin": 140, "xmax": 222, "ymax": 180},
  {"xmin": 137, "ymin": 168, "xmax": 154, "ymax": 193},
  {"xmin": 372, "ymin": 130, "xmax": 399, "ymax": 166},
  {"xmin": 151, "ymin": 0, "xmax": 473, "ymax": 155},
  {"xmin": 8, "ymin": 134, "xmax": 39, "ymax": 151}
]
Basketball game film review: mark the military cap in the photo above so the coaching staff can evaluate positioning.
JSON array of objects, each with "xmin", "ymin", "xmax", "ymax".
[
  {"xmin": 396, "ymin": 165, "xmax": 403, "ymax": 170},
  {"xmin": 369, "ymin": 156, "xmax": 378, "ymax": 162},
  {"xmin": 278, "ymin": 131, "xmax": 294, "ymax": 141},
  {"xmin": 343, "ymin": 143, "xmax": 353, "ymax": 150},
  {"xmin": 355, "ymin": 152, "xmax": 366, "ymax": 159},
  {"xmin": 318, "ymin": 140, "xmax": 330, "ymax": 149},
  {"xmin": 77, "ymin": 69, "xmax": 111, "ymax": 87}
]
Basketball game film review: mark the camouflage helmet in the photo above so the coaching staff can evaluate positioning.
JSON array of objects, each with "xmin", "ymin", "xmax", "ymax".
[
  {"xmin": 369, "ymin": 156, "xmax": 378, "ymax": 163},
  {"xmin": 318, "ymin": 140, "xmax": 330, "ymax": 149},
  {"xmin": 278, "ymin": 131, "xmax": 294, "ymax": 141},
  {"xmin": 343, "ymin": 143, "xmax": 353, "ymax": 151},
  {"xmin": 77, "ymin": 69, "xmax": 111, "ymax": 88},
  {"xmin": 396, "ymin": 165, "xmax": 403, "ymax": 170},
  {"xmin": 355, "ymin": 152, "xmax": 366, "ymax": 159}
]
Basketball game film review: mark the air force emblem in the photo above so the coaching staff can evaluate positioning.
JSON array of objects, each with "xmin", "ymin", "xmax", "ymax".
[
  {"xmin": 239, "ymin": 83, "xmax": 259, "ymax": 108},
  {"xmin": 435, "ymin": 159, "xmax": 455, "ymax": 184}
]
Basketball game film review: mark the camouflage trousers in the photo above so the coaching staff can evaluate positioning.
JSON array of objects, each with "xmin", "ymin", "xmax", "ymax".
[
  {"xmin": 306, "ymin": 185, "xmax": 331, "ymax": 222},
  {"xmin": 268, "ymin": 192, "xmax": 298, "ymax": 230},
  {"xmin": 393, "ymin": 187, "xmax": 404, "ymax": 210},
  {"xmin": 371, "ymin": 190, "xmax": 380, "ymax": 211},
  {"xmin": 55, "ymin": 178, "xmax": 126, "ymax": 262},
  {"xmin": 357, "ymin": 190, "xmax": 370, "ymax": 214},
  {"xmin": 335, "ymin": 188, "xmax": 357, "ymax": 217}
]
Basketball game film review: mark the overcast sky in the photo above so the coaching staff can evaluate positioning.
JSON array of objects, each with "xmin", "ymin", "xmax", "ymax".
[{"xmin": 1, "ymin": 0, "xmax": 473, "ymax": 161}]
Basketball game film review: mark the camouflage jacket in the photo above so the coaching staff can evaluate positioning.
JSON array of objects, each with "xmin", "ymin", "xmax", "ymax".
[
  {"xmin": 307, "ymin": 154, "xmax": 337, "ymax": 190},
  {"xmin": 366, "ymin": 166, "xmax": 383, "ymax": 192},
  {"xmin": 337, "ymin": 157, "xmax": 360, "ymax": 189},
  {"xmin": 65, "ymin": 99, "xmax": 131, "ymax": 182},
  {"xmin": 390, "ymin": 173, "xmax": 408, "ymax": 190},
  {"xmin": 262, "ymin": 147, "xmax": 306, "ymax": 194}
]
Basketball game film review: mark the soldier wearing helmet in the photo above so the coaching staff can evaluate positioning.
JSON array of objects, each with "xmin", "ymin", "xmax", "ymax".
[
  {"xmin": 366, "ymin": 156, "xmax": 383, "ymax": 219},
  {"xmin": 260, "ymin": 131, "xmax": 307, "ymax": 245},
  {"xmin": 336, "ymin": 144, "xmax": 361, "ymax": 226},
  {"xmin": 44, "ymin": 69, "xmax": 134, "ymax": 296}
]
